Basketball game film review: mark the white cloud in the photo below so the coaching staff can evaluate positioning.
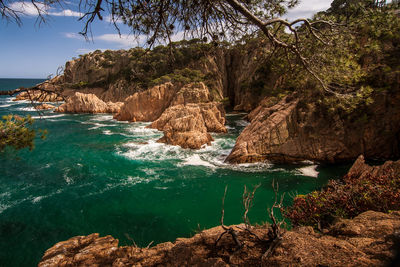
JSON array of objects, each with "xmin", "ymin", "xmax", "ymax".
[
  {"xmin": 285, "ymin": 0, "xmax": 333, "ymax": 20},
  {"xmin": 9, "ymin": 2, "xmax": 48, "ymax": 16},
  {"xmin": 64, "ymin": 32, "xmax": 82, "ymax": 39},
  {"xmin": 9, "ymin": 1, "xmax": 82, "ymax": 18},
  {"xmin": 95, "ymin": 34, "xmax": 147, "ymax": 48},
  {"xmin": 76, "ymin": 48, "xmax": 99, "ymax": 54},
  {"xmin": 49, "ymin": 9, "xmax": 83, "ymax": 17}
]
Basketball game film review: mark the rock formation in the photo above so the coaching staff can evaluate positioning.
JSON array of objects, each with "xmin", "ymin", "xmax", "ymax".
[
  {"xmin": 35, "ymin": 104, "xmax": 56, "ymax": 110},
  {"xmin": 226, "ymin": 95, "xmax": 300, "ymax": 163},
  {"xmin": 148, "ymin": 82, "xmax": 227, "ymax": 149},
  {"xmin": 13, "ymin": 90, "xmax": 63, "ymax": 102},
  {"xmin": 347, "ymin": 155, "xmax": 400, "ymax": 179},
  {"xmin": 227, "ymin": 91, "xmax": 400, "ymax": 164},
  {"xmin": 114, "ymin": 82, "xmax": 176, "ymax": 122},
  {"xmin": 55, "ymin": 92, "xmax": 123, "ymax": 114},
  {"xmin": 38, "ymin": 210, "xmax": 400, "ymax": 266},
  {"xmin": 150, "ymin": 103, "xmax": 225, "ymax": 149}
]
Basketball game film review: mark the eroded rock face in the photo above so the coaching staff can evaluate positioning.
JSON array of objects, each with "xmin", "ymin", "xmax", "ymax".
[
  {"xmin": 347, "ymin": 155, "xmax": 400, "ymax": 179},
  {"xmin": 14, "ymin": 91, "xmax": 63, "ymax": 102},
  {"xmin": 268, "ymin": 210, "xmax": 400, "ymax": 266},
  {"xmin": 35, "ymin": 104, "xmax": 56, "ymax": 110},
  {"xmin": 55, "ymin": 92, "xmax": 123, "ymax": 114},
  {"xmin": 227, "ymin": 91, "xmax": 400, "ymax": 164},
  {"xmin": 38, "ymin": 233, "xmax": 119, "ymax": 267},
  {"xmin": 148, "ymin": 82, "xmax": 227, "ymax": 149},
  {"xmin": 150, "ymin": 103, "xmax": 226, "ymax": 149},
  {"xmin": 226, "ymin": 95, "xmax": 299, "ymax": 163},
  {"xmin": 114, "ymin": 82, "xmax": 176, "ymax": 122},
  {"xmin": 38, "ymin": 210, "xmax": 400, "ymax": 266}
]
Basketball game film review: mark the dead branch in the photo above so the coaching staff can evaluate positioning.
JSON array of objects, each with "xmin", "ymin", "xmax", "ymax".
[
  {"xmin": 215, "ymin": 185, "xmax": 242, "ymax": 249},
  {"xmin": 242, "ymin": 183, "xmax": 261, "ymax": 228},
  {"xmin": 261, "ymin": 180, "xmax": 285, "ymax": 264}
]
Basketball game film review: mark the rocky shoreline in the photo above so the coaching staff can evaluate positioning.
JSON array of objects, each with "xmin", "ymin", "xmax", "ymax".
[{"xmin": 36, "ymin": 156, "xmax": 400, "ymax": 266}]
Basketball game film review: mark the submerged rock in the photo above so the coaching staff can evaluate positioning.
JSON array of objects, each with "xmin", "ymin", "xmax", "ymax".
[
  {"xmin": 38, "ymin": 210, "xmax": 400, "ymax": 266},
  {"xmin": 55, "ymin": 92, "xmax": 123, "ymax": 114},
  {"xmin": 114, "ymin": 82, "xmax": 176, "ymax": 122},
  {"xmin": 35, "ymin": 104, "xmax": 56, "ymax": 110}
]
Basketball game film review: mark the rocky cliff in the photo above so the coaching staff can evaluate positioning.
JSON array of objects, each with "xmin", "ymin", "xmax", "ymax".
[
  {"xmin": 38, "ymin": 210, "xmax": 400, "ymax": 266},
  {"xmin": 227, "ymin": 90, "xmax": 400, "ymax": 164},
  {"xmin": 55, "ymin": 92, "xmax": 123, "ymax": 114},
  {"xmin": 114, "ymin": 82, "xmax": 176, "ymax": 122},
  {"xmin": 14, "ymin": 40, "xmax": 272, "ymax": 111}
]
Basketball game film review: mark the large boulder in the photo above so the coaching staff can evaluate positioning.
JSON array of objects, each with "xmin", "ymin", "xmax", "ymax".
[
  {"xmin": 114, "ymin": 82, "xmax": 176, "ymax": 122},
  {"xmin": 148, "ymin": 82, "xmax": 227, "ymax": 149},
  {"xmin": 227, "ymin": 90, "xmax": 400, "ymax": 164},
  {"xmin": 55, "ymin": 92, "xmax": 123, "ymax": 114},
  {"xmin": 35, "ymin": 104, "xmax": 56, "ymax": 110},
  {"xmin": 150, "ymin": 103, "xmax": 226, "ymax": 149}
]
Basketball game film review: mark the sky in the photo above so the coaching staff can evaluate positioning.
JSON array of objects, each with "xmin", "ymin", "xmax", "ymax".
[{"xmin": 0, "ymin": 0, "xmax": 333, "ymax": 78}]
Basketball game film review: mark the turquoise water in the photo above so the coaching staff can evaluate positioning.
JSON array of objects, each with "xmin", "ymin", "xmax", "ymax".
[{"xmin": 0, "ymin": 78, "xmax": 349, "ymax": 266}]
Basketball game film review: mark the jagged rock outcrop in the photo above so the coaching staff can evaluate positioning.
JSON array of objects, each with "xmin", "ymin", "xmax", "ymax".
[
  {"xmin": 55, "ymin": 92, "xmax": 123, "ymax": 114},
  {"xmin": 114, "ymin": 82, "xmax": 176, "ymax": 122},
  {"xmin": 227, "ymin": 90, "xmax": 400, "ymax": 164},
  {"xmin": 347, "ymin": 155, "xmax": 400, "ymax": 179},
  {"xmin": 148, "ymin": 82, "xmax": 227, "ymax": 149},
  {"xmin": 226, "ymin": 95, "xmax": 300, "ymax": 163},
  {"xmin": 150, "ymin": 103, "xmax": 226, "ymax": 149},
  {"xmin": 35, "ymin": 104, "xmax": 56, "ymax": 110},
  {"xmin": 38, "ymin": 210, "xmax": 400, "ymax": 266},
  {"xmin": 13, "ymin": 90, "xmax": 63, "ymax": 102}
]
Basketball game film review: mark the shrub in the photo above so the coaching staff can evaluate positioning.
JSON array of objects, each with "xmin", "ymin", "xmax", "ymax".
[{"xmin": 284, "ymin": 172, "xmax": 400, "ymax": 228}]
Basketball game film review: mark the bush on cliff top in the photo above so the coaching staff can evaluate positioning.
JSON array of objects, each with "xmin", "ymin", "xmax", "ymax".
[{"xmin": 284, "ymin": 172, "xmax": 400, "ymax": 228}]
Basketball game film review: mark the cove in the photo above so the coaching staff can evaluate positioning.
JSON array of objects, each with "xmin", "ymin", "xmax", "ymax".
[{"xmin": 0, "ymin": 79, "xmax": 349, "ymax": 266}]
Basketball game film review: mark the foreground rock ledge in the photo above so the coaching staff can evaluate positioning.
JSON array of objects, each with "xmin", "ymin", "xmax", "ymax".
[{"xmin": 39, "ymin": 210, "xmax": 400, "ymax": 267}]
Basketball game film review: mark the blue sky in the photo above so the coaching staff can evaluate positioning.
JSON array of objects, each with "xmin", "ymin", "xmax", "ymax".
[{"xmin": 0, "ymin": 0, "xmax": 333, "ymax": 78}]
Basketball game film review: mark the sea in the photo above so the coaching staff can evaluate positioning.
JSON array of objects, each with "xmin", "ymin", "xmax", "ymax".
[{"xmin": 0, "ymin": 78, "xmax": 350, "ymax": 266}]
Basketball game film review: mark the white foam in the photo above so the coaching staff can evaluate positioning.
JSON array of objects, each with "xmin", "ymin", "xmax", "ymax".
[
  {"xmin": 103, "ymin": 130, "xmax": 113, "ymax": 135},
  {"xmin": 32, "ymin": 114, "xmax": 65, "ymax": 119},
  {"xmin": 88, "ymin": 123, "xmax": 108, "ymax": 130},
  {"xmin": 17, "ymin": 106, "xmax": 36, "ymax": 112},
  {"xmin": 0, "ymin": 203, "xmax": 11, "ymax": 214},
  {"xmin": 90, "ymin": 115, "xmax": 114, "ymax": 121},
  {"xmin": 127, "ymin": 124, "xmax": 161, "ymax": 136},
  {"xmin": 298, "ymin": 165, "xmax": 319, "ymax": 178},
  {"xmin": 119, "ymin": 140, "xmax": 183, "ymax": 161},
  {"xmin": 32, "ymin": 196, "xmax": 44, "ymax": 203},
  {"xmin": 0, "ymin": 103, "xmax": 12, "ymax": 108},
  {"xmin": 181, "ymin": 154, "xmax": 215, "ymax": 168},
  {"xmin": 235, "ymin": 120, "xmax": 250, "ymax": 127}
]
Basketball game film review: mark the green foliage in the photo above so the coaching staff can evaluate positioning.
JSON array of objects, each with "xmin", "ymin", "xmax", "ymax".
[
  {"xmin": 71, "ymin": 81, "xmax": 89, "ymax": 89},
  {"xmin": 149, "ymin": 68, "xmax": 205, "ymax": 87},
  {"xmin": 79, "ymin": 39, "xmax": 214, "ymax": 90},
  {"xmin": 285, "ymin": 172, "xmax": 400, "ymax": 228},
  {"xmin": 0, "ymin": 115, "xmax": 46, "ymax": 152}
]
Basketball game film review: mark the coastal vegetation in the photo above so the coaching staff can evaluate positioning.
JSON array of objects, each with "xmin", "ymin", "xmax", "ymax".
[{"xmin": 1, "ymin": 0, "xmax": 400, "ymax": 265}]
